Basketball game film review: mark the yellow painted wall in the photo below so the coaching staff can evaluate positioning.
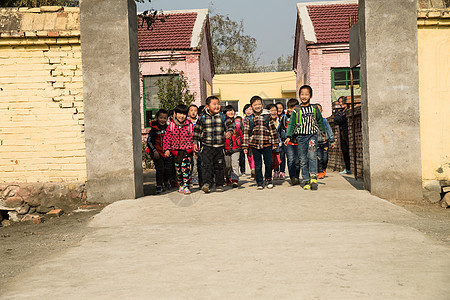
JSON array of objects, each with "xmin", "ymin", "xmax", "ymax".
[
  {"xmin": 0, "ymin": 8, "xmax": 86, "ymax": 182},
  {"xmin": 418, "ymin": 20, "xmax": 450, "ymax": 184},
  {"xmin": 213, "ymin": 71, "xmax": 297, "ymax": 111}
]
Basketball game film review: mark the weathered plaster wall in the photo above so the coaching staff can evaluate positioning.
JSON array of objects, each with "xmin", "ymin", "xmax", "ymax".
[{"xmin": 359, "ymin": 0, "xmax": 423, "ymax": 202}]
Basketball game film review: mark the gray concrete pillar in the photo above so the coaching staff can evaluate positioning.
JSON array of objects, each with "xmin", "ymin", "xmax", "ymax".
[
  {"xmin": 358, "ymin": 0, "xmax": 422, "ymax": 201},
  {"xmin": 80, "ymin": 0, "xmax": 143, "ymax": 202}
]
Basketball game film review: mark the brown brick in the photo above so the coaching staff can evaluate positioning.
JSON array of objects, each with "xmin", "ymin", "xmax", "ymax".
[{"xmin": 46, "ymin": 208, "xmax": 63, "ymax": 217}]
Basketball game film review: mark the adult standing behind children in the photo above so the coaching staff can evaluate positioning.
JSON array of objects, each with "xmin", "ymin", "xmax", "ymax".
[
  {"xmin": 285, "ymin": 85, "xmax": 326, "ymax": 190},
  {"xmin": 193, "ymin": 96, "xmax": 235, "ymax": 193},
  {"xmin": 334, "ymin": 96, "xmax": 351, "ymax": 175},
  {"xmin": 163, "ymin": 104, "xmax": 195, "ymax": 194},
  {"xmin": 242, "ymin": 96, "xmax": 278, "ymax": 190}
]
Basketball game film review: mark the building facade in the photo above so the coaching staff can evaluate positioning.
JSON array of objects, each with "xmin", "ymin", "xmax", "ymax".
[
  {"xmin": 294, "ymin": 0, "xmax": 359, "ymax": 118},
  {"xmin": 212, "ymin": 71, "xmax": 297, "ymax": 115},
  {"xmin": 138, "ymin": 9, "xmax": 214, "ymax": 132}
]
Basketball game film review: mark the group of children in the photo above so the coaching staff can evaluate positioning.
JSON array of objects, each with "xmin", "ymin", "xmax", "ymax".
[{"xmin": 147, "ymin": 85, "xmax": 335, "ymax": 194}]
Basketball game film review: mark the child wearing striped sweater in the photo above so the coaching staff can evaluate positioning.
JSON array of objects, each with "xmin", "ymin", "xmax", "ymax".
[{"xmin": 285, "ymin": 85, "xmax": 326, "ymax": 190}]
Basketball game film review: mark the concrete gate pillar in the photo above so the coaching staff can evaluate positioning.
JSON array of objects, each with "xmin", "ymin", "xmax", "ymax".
[
  {"xmin": 80, "ymin": 0, "xmax": 143, "ymax": 202},
  {"xmin": 358, "ymin": 0, "xmax": 422, "ymax": 201}
]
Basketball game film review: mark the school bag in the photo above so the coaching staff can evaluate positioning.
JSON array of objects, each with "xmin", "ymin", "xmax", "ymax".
[{"xmin": 247, "ymin": 113, "xmax": 271, "ymax": 136}]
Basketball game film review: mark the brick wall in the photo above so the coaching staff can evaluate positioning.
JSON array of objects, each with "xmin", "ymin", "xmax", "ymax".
[
  {"xmin": 0, "ymin": 7, "xmax": 86, "ymax": 183},
  {"xmin": 327, "ymin": 106, "xmax": 363, "ymax": 179}
]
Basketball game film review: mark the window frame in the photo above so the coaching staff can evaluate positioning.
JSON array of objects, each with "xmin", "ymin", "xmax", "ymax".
[{"xmin": 331, "ymin": 67, "xmax": 360, "ymax": 90}]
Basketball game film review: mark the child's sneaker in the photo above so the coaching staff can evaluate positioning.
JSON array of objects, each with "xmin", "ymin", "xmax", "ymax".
[
  {"xmin": 183, "ymin": 187, "xmax": 191, "ymax": 194},
  {"xmin": 178, "ymin": 186, "xmax": 184, "ymax": 193},
  {"xmin": 202, "ymin": 183, "xmax": 210, "ymax": 193},
  {"xmin": 303, "ymin": 181, "xmax": 311, "ymax": 190},
  {"xmin": 192, "ymin": 178, "xmax": 199, "ymax": 186},
  {"xmin": 318, "ymin": 172, "xmax": 325, "ymax": 179},
  {"xmin": 225, "ymin": 178, "xmax": 232, "ymax": 186},
  {"xmin": 164, "ymin": 182, "xmax": 171, "ymax": 191},
  {"xmin": 323, "ymin": 169, "xmax": 326, "ymax": 177},
  {"xmin": 339, "ymin": 169, "xmax": 351, "ymax": 175},
  {"xmin": 215, "ymin": 185, "xmax": 223, "ymax": 192},
  {"xmin": 232, "ymin": 180, "xmax": 238, "ymax": 188},
  {"xmin": 310, "ymin": 176, "xmax": 318, "ymax": 190},
  {"xmin": 266, "ymin": 179, "xmax": 274, "ymax": 189},
  {"xmin": 156, "ymin": 186, "xmax": 163, "ymax": 194},
  {"xmin": 257, "ymin": 185, "xmax": 264, "ymax": 190},
  {"xmin": 273, "ymin": 171, "xmax": 279, "ymax": 180},
  {"xmin": 291, "ymin": 178, "xmax": 300, "ymax": 186},
  {"xmin": 279, "ymin": 172, "xmax": 285, "ymax": 180}
]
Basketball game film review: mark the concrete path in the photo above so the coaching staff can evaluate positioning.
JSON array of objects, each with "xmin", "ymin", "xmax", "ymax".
[{"xmin": 2, "ymin": 173, "xmax": 449, "ymax": 299}]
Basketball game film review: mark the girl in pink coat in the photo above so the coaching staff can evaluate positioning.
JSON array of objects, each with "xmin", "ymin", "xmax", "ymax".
[{"xmin": 163, "ymin": 104, "xmax": 194, "ymax": 194}]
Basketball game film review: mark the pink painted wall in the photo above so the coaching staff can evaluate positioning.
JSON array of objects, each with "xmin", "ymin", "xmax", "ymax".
[{"xmin": 297, "ymin": 43, "xmax": 350, "ymax": 118}]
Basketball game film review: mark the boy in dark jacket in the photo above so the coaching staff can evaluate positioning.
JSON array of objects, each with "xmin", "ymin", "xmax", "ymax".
[
  {"xmin": 147, "ymin": 109, "xmax": 170, "ymax": 194},
  {"xmin": 193, "ymin": 96, "xmax": 235, "ymax": 193}
]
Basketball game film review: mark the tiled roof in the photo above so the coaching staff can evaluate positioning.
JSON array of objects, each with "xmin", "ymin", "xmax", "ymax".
[
  {"xmin": 307, "ymin": 4, "xmax": 358, "ymax": 44},
  {"xmin": 138, "ymin": 12, "xmax": 197, "ymax": 51}
]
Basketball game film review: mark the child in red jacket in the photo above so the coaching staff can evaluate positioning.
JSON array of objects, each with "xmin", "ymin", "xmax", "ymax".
[
  {"xmin": 224, "ymin": 105, "xmax": 243, "ymax": 188},
  {"xmin": 163, "ymin": 104, "xmax": 194, "ymax": 194}
]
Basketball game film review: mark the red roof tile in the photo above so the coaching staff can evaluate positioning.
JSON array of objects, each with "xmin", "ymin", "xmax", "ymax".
[
  {"xmin": 138, "ymin": 12, "xmax": 197, "ymax": 51},
  {"xmin": 307, "ymin": 4, "xmax": 358, "ymax": 44}
]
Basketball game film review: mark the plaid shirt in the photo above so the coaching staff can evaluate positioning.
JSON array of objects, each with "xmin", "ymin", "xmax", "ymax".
[
  {"xmin": 193, "ymin": 110, "xmax": 235, "ymax": 148},
  {"xmin": 242, "ymin": 111, "xmax": 278, "ymax": 150}
]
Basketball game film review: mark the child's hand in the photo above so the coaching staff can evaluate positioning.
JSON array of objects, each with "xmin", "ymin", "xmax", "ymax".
[
  {"xmin": 225, "ymin": 131, "xmax": 232, "ymax": 139},
  {"xmin": 272, "ymin": 145, "xmax": 277, "ymax": 150},
  {"xmin": 164, "ymin": 150, "xmax": 171, "ymax": 158},
  {"xmin": 331, "ymin": 143, "xmax": 336, "ymax": 150},
  {"xmin": 243, "ymin": 149, "xmax": 248, "ymax": 154},
  {"xmin": 153, "ymin": 150, "xmax": 160, "ymax": 159},
  {"xmin": 284, "ymin": 138, "xmax": 290, "ymax": 146},
  {"xmin": 193, "ymin": 144, "xmax": 199, "ymax": 153}
]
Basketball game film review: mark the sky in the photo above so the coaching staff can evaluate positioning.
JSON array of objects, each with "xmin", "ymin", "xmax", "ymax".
[{"xmin": 137, "ymin": 0, "xmax": 324, "ymax": 67}]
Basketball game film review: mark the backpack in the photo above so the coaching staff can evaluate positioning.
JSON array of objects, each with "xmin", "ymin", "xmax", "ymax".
[
  {"xmin": 247, "ymin": 113, "xmax": 271, "ymax": 135},
  {"xmin": 296, "ymin": 106, "xmax": 318, "ymax": 125},
  {"xmin": 199, "ymin": 111, "xmax": 227, "ymax": 125}
]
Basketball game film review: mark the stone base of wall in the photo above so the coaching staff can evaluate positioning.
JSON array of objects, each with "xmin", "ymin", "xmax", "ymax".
[{"xmin": 0, "ymin": 182, "xmax": 86, "ymax": 225}]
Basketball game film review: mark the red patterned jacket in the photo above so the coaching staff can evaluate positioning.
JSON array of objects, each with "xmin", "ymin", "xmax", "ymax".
[{"xmin": 163, "ymin": 118, "xmax": 194, "ymax": 156}]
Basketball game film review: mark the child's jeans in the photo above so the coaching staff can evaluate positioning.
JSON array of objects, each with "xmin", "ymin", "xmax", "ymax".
[
  {"xmin": 174, "ymin": 155, "xmax": 192, "ymax": 188},
  {"xmin": 191, "ymin": 155, "xmax": 199, "ymax": 184},
  {"xmin": 317, "ymin": 142, "xmax": 329, "ymax": 173},
  {"xmin": 250, "ymin": 147, "xmax": 273, "ymax": 186},
  {"xmin": 201, "ymin": 146, "xmax": 225, "ymax": 187},
  {"xmin": 297, "ymin": 133, "xmax": 319, "ymax": 182},
  {"xmin": 225, "ymin": 151, "xmax": 240, "ymax": 182},
  {"xmin": 285, "ymin": 143, "xmax": 300, "ymax": 180},
  {"xmin": 152, "ymin": 156, "xmax": 172, "ymax": 187}
]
